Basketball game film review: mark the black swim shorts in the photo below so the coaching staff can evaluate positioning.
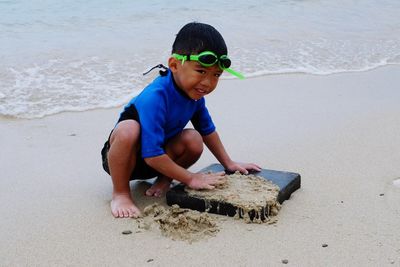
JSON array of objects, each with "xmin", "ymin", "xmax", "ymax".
[{"xmin": 101, "ymin": 131, "xmax": 159, "ymax": 180}]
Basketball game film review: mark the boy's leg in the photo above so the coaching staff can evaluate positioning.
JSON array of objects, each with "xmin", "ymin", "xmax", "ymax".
[
  {"xmin": 145, "ymin": 129, "xmax": 203, "ymax": 197},
  {"xmin": 108, "ymin": 120, "xmax": 141, "ymax": 218}
]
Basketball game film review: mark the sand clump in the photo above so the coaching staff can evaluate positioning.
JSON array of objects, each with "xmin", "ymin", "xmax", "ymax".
[
  {"xmin": 136, "ymin": 203, "xmax": 219, "ymax": 243},
  {"xmin": 133, "ymin": 172, "xmax": 281, "ymax": 242},
  {"xmin": 185, "ymin": 171, "xmax": 281, "ymax": 223}
]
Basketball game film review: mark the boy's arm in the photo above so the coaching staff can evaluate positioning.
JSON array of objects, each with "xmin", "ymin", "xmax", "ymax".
[
  {"xmin": 202, "ymin": 131, "xmax": 262, "ymax": 174},
  {"xmin": 144, "ymin": 154, "xmax": 225, "ymax": 189}
]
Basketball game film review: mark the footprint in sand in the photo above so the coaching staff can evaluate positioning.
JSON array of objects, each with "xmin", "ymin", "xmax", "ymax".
[
  {"xmin": 392, "ymin": 178, "xmax": 400, "ymax": 188},
  {"xmin": 381, "ymin": 177, "xmax": 400, "ymax": 213}
]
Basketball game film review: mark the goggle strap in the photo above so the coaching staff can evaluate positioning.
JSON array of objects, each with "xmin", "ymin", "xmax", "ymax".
[
  {"xmin": 172, "ymin": 53, "xmax": 185, "ymax": 65},
  {"xmin": 225, "ymin": 68, "xmax": 245, "ymax": 80},
  {"xmin": 143, "ymin": 63, "xmax": 168, "ymax": 76}
]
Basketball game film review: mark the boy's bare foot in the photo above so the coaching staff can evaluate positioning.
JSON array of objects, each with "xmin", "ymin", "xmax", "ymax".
[
  {"xmin": 145, "ymin": 176, "xmax": 172, "ymax": 197},
  {"xmin": 111, "ymin": 193, "xmax": 142, "ymax": 218}
]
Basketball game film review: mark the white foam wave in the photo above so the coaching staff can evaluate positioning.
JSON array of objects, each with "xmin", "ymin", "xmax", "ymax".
[
  {"xmin": 0, "ymin": 57, "xmax": 150, "ymax": 119},
  {"xmin": 1, "ymin": 54, "xmax": 400, "ymax": 119},
  {"xmin": 230, "ymin": 62, "xmax": 400, "ymax": 79}
]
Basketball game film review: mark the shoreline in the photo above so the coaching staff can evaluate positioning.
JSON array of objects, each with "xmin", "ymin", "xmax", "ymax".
[
  {"xmin": 2, "ymin": 64, "xmax": 400, "ymax": 122},
  {"xmin": 1, "ymin": 65, "xmax": 400, "ymax": 266}
]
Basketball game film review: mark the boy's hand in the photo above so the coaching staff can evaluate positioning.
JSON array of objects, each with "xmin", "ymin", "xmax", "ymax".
[
  {"xmin": 188, "ymin": 171, "xmax": 226, "ymax": 190},
  {"xmin": 225, "ymin": 161, "xmax": 262, "ymax": 175}
]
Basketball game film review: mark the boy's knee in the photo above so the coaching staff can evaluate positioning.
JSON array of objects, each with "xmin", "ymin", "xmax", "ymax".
[
  {"xmin": 110, "ymin": 120, "xmax": 140, "ymax": 146},
  {"xmin": 181, "ymin": 129, "xmax": 203, "ymax": 154}
]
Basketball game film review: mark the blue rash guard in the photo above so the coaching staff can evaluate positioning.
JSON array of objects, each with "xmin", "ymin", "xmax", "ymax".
[{"xmin": 117, "ymin": 70, "xmax": 216, "ymax": 159}]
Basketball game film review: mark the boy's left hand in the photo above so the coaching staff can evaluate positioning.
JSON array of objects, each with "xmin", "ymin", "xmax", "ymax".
[{"xmin": 225, "ymin": 161, "xmax": 262, "ymax": 175}]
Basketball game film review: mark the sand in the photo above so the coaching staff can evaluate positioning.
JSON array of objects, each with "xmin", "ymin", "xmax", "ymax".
[
  {"xmin": 185, "ymin": 172, "xmax": 281, "ymax": 223},
  {"xmin": 137, "ymin": 203, "xmax": 219, "ymax": 243},
  {"xmin": 1, "ymin": 66, "xmax": 400, "ymax": 266}
]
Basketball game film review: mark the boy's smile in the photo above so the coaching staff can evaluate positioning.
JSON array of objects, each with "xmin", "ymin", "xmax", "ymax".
[{"xmin": 169, "ymin": 58, "xmax": 222, "ymax": 100}]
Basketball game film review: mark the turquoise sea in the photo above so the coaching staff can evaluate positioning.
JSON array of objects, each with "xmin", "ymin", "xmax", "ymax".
[{"xmin": 1, "ymin": 0, "xmax": 399, "ymax": 118}]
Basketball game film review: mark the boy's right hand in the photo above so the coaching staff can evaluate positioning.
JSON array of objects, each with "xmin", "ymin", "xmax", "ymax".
[{"xmin": 187, "ymin": 171, "xmax": 226, "ymax": 190}]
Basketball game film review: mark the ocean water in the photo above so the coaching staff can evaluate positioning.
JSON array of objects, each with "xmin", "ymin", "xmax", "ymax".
[{"xmin": 1, "ymin": 0, "xmax": 400, "ymax": 119}]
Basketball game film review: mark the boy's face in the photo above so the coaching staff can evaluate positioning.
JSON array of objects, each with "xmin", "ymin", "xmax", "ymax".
[{"xmin": 169, "ymin": 57, "xmax": 222, "ymax": 100}]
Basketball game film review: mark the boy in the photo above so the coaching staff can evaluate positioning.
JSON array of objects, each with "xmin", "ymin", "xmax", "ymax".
[{"xmin": 101, "ymin": 22, "xmax": 261, "ymax": 218}]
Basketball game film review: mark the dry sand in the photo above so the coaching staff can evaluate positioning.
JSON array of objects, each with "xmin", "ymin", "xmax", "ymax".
[{"xmin": 1, "ymin": 66, "xmax": 400, "ymax": 266}]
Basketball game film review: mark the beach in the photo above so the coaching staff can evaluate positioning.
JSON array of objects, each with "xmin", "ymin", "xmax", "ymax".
[{"xmin": 1, "ymin": 65, "xmax": 399, "ymax": 266}]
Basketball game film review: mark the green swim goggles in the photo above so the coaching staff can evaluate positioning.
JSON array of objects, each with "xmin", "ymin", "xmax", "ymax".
[{"xmin": 172, "ymin": 51, "xmax": 245, "ymax": 79}]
